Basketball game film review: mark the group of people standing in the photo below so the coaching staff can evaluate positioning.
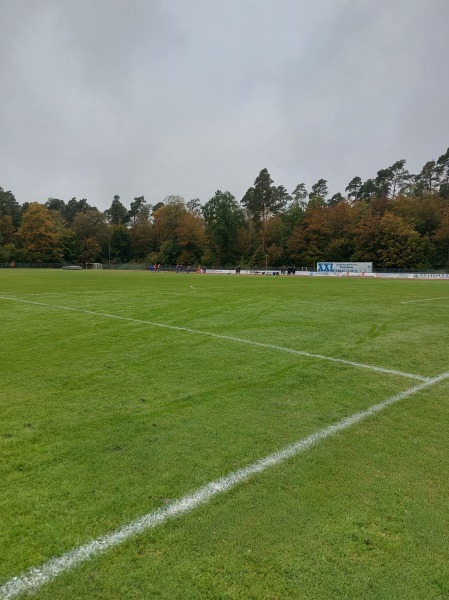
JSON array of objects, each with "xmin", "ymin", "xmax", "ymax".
[
  {"xmin": 280, "ymin": 266, "xmax": 296, "ymax": 275},
  {"xmin": 175, "ymin": 264, "xmax": 191, "ymax": 273},
  {"xmin": 148, "ymin": 264, "xmax": 206, "ymax": 273}
]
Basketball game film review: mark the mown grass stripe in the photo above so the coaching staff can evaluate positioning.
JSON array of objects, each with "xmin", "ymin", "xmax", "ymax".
[
  {"xmin": 0, "ymin": 295, "xmax": 428, "ymax": 381},
  {"xmin": 1, "ymin": 371, "xmax": 448, "ymax": 600}
]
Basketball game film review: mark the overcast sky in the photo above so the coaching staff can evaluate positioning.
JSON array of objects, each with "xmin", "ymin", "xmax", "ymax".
[{"xmin": 1, "ymin": 0, "xmax": 448, "ymax": 211}]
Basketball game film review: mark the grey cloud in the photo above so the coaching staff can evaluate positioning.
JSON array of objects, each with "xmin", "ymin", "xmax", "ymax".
[{"xmin": 1, "ymin": 0, "xmax": 448, "ymax": 209}]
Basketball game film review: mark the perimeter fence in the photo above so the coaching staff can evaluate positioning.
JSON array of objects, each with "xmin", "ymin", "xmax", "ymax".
[{"xmin": 1, "ymin": 262, "xmax": 448, "ymax": 275}]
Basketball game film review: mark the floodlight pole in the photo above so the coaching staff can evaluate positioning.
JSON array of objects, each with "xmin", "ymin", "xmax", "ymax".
[{"xmin": 265, "ymin": 254, "xmax": 268, "ymax": 272}]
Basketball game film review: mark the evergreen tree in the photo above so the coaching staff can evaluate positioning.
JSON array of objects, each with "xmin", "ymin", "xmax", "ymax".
[
  {"xmin": 345, "ymin": 177, "xmax": 362, "ymax": 202},
  {"xmin": 203, "ymin": 191, "xmax": 245, "ymax": 265},
  {"xmin": 389, "ymin": 159, "xmax": 410, "ymax": 198},
  {"xmin": 128, "ymin": 196, "xmax": 146, "ymax": 224},
  {"xmin": 308, "ymin": 179, "xmax": 328, "ymax": 207},
  {"xmin": 106, "ymin": 195, "xmax": 129, "ymax": 225},
  {"xmin": 436, "ymin": 148, "xmax": 449, "ymax": 199},
  {"xmin": 0, "ymin": 187, "xmax": 21, "ymax": 227},
  {"xmin": 241, "ymin": 168, "xmax": 287, "ymax": 251},
  {"xmin": 291, "ymin": 183, "xmax": 308, "ymax": 208}
]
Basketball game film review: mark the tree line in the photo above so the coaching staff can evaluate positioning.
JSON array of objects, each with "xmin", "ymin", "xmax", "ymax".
[{"xmin": 1, "ymin": 147, "xmax": 448, "ymax": 269}]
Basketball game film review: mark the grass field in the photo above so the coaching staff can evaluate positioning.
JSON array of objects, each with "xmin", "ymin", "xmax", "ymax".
[{"xmin": 1, "ymin": 269, "xmax": 449, "ymax": 599}]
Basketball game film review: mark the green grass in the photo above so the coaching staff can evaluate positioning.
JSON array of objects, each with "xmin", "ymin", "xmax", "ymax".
[{"xmin": 1, "ymin": 269, "xmax": 449, "ymax": 599}]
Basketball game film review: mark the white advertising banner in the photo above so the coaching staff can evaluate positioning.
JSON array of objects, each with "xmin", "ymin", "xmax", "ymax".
[{"xmin": 316, "ymin": 262, "xmax": 373, "ymax": 273}]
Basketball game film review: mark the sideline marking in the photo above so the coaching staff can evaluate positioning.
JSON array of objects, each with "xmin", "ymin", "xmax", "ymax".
[
  {"xmin": 7, "ymin": 290, "xmax": 158, "ymax": 297},
  {"xmin": 1, "ymin": 370, "xmax": 448, "ymax": 599},
  {"xmin": 0, "ymin": 295, "xmax": 428, "ymax": 381},
  {"xmin": 401, "ymin": 296, "xmax": 449, "ymax": 304}
]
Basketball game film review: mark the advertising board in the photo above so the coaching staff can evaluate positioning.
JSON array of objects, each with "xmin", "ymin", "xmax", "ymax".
[{"xmin": 316, "ymin": 262, "xmax": 373, "ymax": 273}]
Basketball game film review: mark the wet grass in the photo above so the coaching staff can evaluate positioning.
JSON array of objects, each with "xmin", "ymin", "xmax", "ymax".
[{"xmin": 1, "ymin": 269, "xmax": 449, "ymax": 598}]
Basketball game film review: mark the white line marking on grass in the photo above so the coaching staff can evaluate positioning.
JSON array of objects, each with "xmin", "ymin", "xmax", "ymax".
[
  {"xmin": 401, "ymin": 297, "xmax": 449, "ymax": 304},
  {"xmin": 411, "ymin": 303, "xmax": 449, "ymax": 308},
  {"xmin": 16, "ymin": 290, "xmax": 151, "ymax": 297},
  {"xmin": 1, "ymin": 370, "xmax": 448, "ymax": 600},
  {"xmin": 0, "ymin": 295, "xmax": 428, "ymax": 382}
]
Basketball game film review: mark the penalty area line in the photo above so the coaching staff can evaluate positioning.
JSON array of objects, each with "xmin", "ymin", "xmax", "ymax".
[
  {"xmin": 401, "ymin": 296, "xmax": 449, "ymax": 304},
  {"xmin": 1, "ymin": 370, "xmax": 448, "ymax": 599},
  {"xmin": 0, "ymin": 295, "xmax": 428, "ymax": 381}
]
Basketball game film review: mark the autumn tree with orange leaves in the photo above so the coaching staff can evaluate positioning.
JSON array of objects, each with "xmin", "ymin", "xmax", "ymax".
[{"xmin": 18, "ymin": 203, "xmax": 63, "ymax": 262}]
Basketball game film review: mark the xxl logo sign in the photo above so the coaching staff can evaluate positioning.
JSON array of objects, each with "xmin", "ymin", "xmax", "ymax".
[{"xmin": 317, "ymin": 262, "xmax": 335, "ymax": 272}]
